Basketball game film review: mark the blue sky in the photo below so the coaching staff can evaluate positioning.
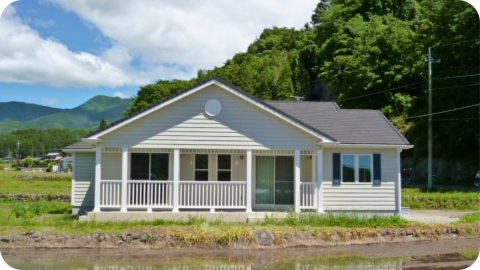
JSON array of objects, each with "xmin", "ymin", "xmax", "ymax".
[{"xmin": 0, "ymin": 0, "xmax": 317, "ymax": 109}]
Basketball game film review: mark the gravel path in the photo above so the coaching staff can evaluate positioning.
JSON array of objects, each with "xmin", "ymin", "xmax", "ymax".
[{"xmin": 409, "ymin": 210, "xmax": 477, "ymax": 224}]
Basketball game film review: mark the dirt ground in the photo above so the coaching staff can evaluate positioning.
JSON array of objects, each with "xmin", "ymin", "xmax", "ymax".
[{"xmin": 409, "ymin": 210, "xmax": 478, "ymax": 224}]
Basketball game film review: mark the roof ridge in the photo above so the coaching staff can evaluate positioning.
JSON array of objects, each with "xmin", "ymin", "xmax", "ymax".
[{"xmin": 375, "ymin": 110, "xmax": 410, "ymax": 145}]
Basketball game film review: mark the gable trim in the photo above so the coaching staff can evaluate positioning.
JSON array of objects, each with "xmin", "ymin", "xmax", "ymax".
[{"xmin": 86, "ymin": 78, "xmax": 335, "ymax": 142}]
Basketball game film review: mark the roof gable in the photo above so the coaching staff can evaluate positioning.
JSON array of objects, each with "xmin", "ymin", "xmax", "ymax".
[{"xmin": 85, "ymin": 77, "xmax": 336, "ymax": 142}]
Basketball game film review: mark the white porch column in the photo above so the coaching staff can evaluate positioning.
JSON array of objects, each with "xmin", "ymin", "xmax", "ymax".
[
  {"xmin": 120, "ymin": 147, "xmax": 128, "ymax": 212},
  {"xmin": 71, "ymin": 153, "xmax": 76, "ymax": 206},
  {"xmin": 396, "ymin": 149, "xmax": 402, "ymax": 215},
  {"xmin": 317, "ymin": 149, "xmax": 324, "ymax": 213},
  {"xmin": 93, "ymin": 146, "xmax": 101, "ymax": 212},
  {"xmin": 294, "ymin": 150, "xmax": 300, "ymax": 212},
  {"xmin": 246, "ymin": 150, "xmax": 252, "ymax": 213},
  {"xmin": 173, "ymin": 148, "xmax": 180, "ymax": 213}
]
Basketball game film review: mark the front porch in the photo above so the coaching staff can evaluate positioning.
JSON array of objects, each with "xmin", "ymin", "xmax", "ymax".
[{"xmin": 86, "ymin": 148, "xmax": 324, "ymax": 215}]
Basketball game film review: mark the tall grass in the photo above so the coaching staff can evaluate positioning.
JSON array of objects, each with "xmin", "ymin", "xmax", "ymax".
[
  {"xmin": 402, "ymin": 188, "xmax": 480, "ymax": 210},
  {"xmin": 455, "ymin": 212, "xmax": 480, "ymax": 224},
  {"xmin": 259, "ymin": 211, "xmax": 411, "ymax": 228},
  {"xmin": 0, "ymin": 172, "xmax": 71, "ymax": 194}
]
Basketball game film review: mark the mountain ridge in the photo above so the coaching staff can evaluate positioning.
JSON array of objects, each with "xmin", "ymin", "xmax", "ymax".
[{"xmin": 0, "ymin": 95, "xmax": 132, "ymax": 134}]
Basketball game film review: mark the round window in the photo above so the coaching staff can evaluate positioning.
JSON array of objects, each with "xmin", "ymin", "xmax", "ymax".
[{"xmin": 205, "ymin": 99, "xmax": 221, "ymax": 116}]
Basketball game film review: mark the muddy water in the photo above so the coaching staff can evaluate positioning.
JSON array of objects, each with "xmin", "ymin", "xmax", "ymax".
[{"xmin": 1, "ymin": 239, "xmax": 479, "ymax": 270}]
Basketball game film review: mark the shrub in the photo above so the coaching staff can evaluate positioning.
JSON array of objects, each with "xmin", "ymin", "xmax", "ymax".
[
  {"xmin": 0, "ymin": 166, "xmax": 4, "ymax": 171},
  {"xmin": 23, "ymin": 156, "xmax": 33, "ymax": 167},
  {"xmin": 0, "ymin": 158, "xmax": 3, "ymax": 164},
  {"xmin": 35, "ymin": 160, "xmax": 44, "ymax": 165},
  {"xmin": 46, "ymin": 165, "xmax": 52, "ymax": 172}
]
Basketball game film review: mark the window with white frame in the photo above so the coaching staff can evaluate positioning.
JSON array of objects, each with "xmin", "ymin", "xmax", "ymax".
[
  {"xmin": 195, "ymin": 154, "xmax": 209, "ymax": 181},
  {"xmin": 130, "ymin": 153, "xmax": 169, "ymax": 180},
  {"xmin": 341, "ymin": 154, "xmax": 372, "ymax": 183},
  {"xmin": 217, "ymin": 155, "xmax": 231, "ymax": 181}
]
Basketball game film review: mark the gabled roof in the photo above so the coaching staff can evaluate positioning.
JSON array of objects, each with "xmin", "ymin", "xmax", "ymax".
[
  {"xmin": 264, "ymin": 101, "xmax": 410, "ymax": 145},
  {"xmin": 64, "ymin": 77, "xmax": 410, "ymax": 151},
  {"xmin": 82, "ymin": 77, "xmax": 337, "ymax": 142}
]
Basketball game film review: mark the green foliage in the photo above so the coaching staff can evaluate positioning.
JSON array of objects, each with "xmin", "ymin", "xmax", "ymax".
[
  {"xmin": 455, "ymin": 212, "xmax": 480, "ymax": 224},
  {"xmin": 0, "ymin": 128, "xmax": 87, "ymax": 158},
  {"xmin": 23, "ymin": 156, "xmax": 33, "ymax": 167},
  {"xmin": 99, "ymin": 118, "xmax": 108, "ymax": 129},
  {"xmin": 5, "ymin": 201, "xmax": 72, "ymax": 219},
  {"xmin": 35, "ymin": 160, "xmax": 44, "ymax": 165},
  {"xmin": 259, "ymin": 211, "xmax": 411, "ymax": 228},
  {"xmin": 0, "ymin": 166, "xmax": 4, "ymax": 171},
  {"xmin": 402, "ymin": 188, "xmax": 480, "ymax": 210},
  {"xmin": 119, "ymin": 0, "xmax": 478, "ymax": 173},
  {"xmin": 0, "ymin": 158, "xmax": 3, "ymax": 164}
]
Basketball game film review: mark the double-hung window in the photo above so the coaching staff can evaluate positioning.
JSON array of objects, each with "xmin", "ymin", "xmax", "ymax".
[
  {"xmin": 341, "ymin": 154, "xmax": 372, "ymax": 183},
  {"xmin": 217, "ymin": 155, "xmax": 231, "ymax": 181},
  {"xmin": 195, "ymin": 154, "xmax": 209, "ymax": 181}
]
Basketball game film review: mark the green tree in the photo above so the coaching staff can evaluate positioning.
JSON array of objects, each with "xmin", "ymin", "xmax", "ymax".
[
  {"xmin": 23, "ymin": 156, "xmax": 33, "ymax": 167},
  {"xmin": 99, "ymin": 118, "xmax": 108, "ymax": 129}
]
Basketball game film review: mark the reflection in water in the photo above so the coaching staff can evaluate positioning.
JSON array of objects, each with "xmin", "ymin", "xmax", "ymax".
[{"xmin": 4, "ymin": 248, "xmax": 478, "ymax": 270}]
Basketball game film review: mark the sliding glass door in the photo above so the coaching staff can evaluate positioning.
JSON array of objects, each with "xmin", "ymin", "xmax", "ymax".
[{"xmin": 255, "ymin": 156, "xmax": 294, "ymax": 206}]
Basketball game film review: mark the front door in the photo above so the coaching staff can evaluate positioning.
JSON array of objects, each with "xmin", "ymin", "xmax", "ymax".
[{"xmin": 255, "ymin": 156, "xmax": 294, "ymax": 206}]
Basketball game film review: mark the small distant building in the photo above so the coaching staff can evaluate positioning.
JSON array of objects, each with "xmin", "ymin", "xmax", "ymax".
[
  {"xmin": 45, "ymin": 153, "xmax": 62, "ymax": 162},
  {"xmin": 1, "ymin": 157, "xmax": 15, "ymax": 162}
]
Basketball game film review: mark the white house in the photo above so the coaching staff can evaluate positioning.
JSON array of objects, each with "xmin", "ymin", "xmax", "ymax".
[{"xmin": 64, "ymin": 77, "xmax": 412, "ymax": 220}]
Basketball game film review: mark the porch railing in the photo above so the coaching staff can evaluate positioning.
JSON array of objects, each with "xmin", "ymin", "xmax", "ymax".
[
  {"xmin": 179, "ymin": 181, "xmax": 247, "ymax": 209},
  {"xmin": 300, "ymin": 182, "xmax": 318, "ymax": 209},
  {"xmin": 99, "ymin": 180, "xmax": 122, "ymax": 208},
  {"xmin": 127, "ymin": 181, "xmax": 173, "ymax": 208}
]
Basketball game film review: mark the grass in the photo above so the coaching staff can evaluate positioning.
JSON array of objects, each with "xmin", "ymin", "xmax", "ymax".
[
  {"xmin": 455, "ymin": 212, "xmax": 480, "ymax": 224},
  {"xmin": 0, "ymin": 202, "xmax": 415, "ymax": 237},
  {"xmin": 0, "ymin": 172, "xmax": 71, "ymax": 194},
  {"xmin": 259, "ymin": 211, "xmax": 411, "ymax": 228},
  {"xmin": 402, "ymin": 188, "xmax": 480, "ymax": 210}
]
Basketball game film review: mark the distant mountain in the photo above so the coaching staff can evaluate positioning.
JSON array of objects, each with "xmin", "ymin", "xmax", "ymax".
[
  {"xmin": 0, "ymin": 102, "xmax": 64, "ymax": 122},
  {"xmin": 0, "ymin": 96, "xmax": 132, "ymax": 134}
]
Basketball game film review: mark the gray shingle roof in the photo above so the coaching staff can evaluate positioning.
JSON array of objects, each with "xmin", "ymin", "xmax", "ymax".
[
  {"xmin": 264, "ymin": 101, "xmax": 410, "ymax": 145},
  {"xmin": 63, "ymin": 141, "xmax": 94, "ymax": 151},
  {"xmin": 64, "ymin": 77, "xmax": 409, "ymax": 150}
]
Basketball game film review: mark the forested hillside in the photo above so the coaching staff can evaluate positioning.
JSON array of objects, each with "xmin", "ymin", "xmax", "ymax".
[
  {"xmin": 0, "ymin": 128, "xmax": 89, "ymax": 158},
  {"xmin": 0, "ymin": 96, "xmax": 132, "ymax": 134},
  {"xmin": 124, "ymin": 0, "xmax": 479, "ymax": 182}
]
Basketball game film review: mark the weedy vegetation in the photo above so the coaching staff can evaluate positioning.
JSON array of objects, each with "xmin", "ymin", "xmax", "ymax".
[{"xmin": 402, "ymin": 188, "xmax": 480, "ymax": 210}]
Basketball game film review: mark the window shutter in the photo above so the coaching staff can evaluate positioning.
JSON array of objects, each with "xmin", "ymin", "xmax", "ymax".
[
  {"xmin": 373, "ymin": 153, "xmax": 381, "ymax": 185},
  {"xmin": 333, "ymin": 153, "xmax": 341, "ymax": 185}
]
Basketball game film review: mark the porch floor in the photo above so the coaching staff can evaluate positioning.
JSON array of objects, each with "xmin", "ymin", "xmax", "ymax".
[{"xmin": 79, "ymin": 211, "xmax": 290, "ymax": 223}]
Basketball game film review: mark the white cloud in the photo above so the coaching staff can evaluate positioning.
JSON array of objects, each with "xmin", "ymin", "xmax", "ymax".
[
  {"xmin": 113, "ymin": 91, "xmax": 132, "ymax": 99},
  {"xmin": 40, "ymin": 97, "xmax": 59, "ymax": 104},
  {"xmin": 47, "ymin": 0, "xmax": 317, "ymax": 74},
  {"xmin": 0, "ymin": 0, "xmax": 317, "ymax": 88},
  {"xmin": 0, "ymin": 5, "xmax": 160, "ymax": 88}
]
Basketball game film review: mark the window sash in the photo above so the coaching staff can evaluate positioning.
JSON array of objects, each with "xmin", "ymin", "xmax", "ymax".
[
  {"xmin": 341, "ymin": 154, "xmax": 373, "ymax": 183},
  {"xmin": 195, "ymin": 154, "xmax": 209, "ymax": 181},
  {"xmin": 217, "ymin": 155, "xmax": 231, "ymax": 181},
  {"xmin": 358, "ymin": 155, "xmax": 372, "ymax": 183}
]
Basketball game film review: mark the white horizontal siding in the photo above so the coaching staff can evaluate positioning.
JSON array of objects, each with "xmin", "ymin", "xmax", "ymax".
[
  {"xmin": 73, "ymin": 153, "xmax": 95, "ymax": 207},
  {"xmin": 322, "ymin": 148, "xmax": 398, "ymax": 211},
  {"xmin": 100, "ymin": 85, "xmax": 321, "ymax": 150}
]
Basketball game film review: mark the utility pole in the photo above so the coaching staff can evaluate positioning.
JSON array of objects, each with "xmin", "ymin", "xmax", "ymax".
[
  {"xmin": 16, "ymin": 140, "xmax": 21, "ymax": 167},
  {"xmin": 425, "ymin": 47, "xmax": 440, "ymax": 189}
]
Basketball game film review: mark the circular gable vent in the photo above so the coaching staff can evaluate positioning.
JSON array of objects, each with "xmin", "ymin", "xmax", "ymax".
[{"xmin": 205, "ymin": 99, "xmax": 221, "ymax": 116}]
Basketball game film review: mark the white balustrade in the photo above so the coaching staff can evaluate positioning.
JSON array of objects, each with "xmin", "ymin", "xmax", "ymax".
[
  {"xmin": 127, "ymin": 181, "xmax": 173, "ymax": 208},
  {"xmin": 179, "ymin": 181, "xmax": 247, "ymax": 209},
  {"xmin": 300, "ymin": 182, "xmax": 318, "ymax": 209},
  {"xmin": 99, "ymin": 180, "xmax": 122, "ymax": 208}
]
